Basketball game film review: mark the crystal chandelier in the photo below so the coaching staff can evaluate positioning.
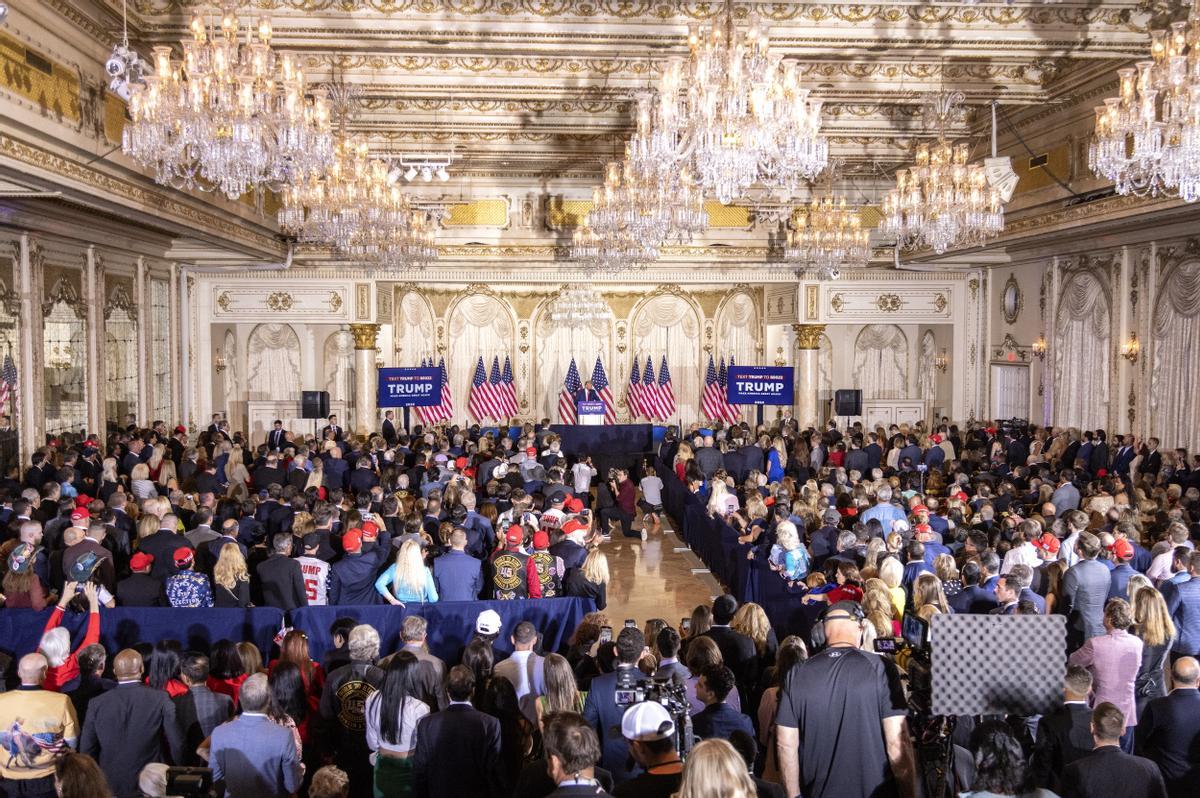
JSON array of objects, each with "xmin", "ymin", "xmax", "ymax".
[
  {"xmin": 1089, "ymin": 0, "xmax": 1200, "ymax": 202},
  {"xmin": 630, "ymin": 0, "xmax": 828, "ymax": 204},
  {"xmin": 549, "ymin": 285, "xmax": 610, "ymax": 327},
  {"xmin": 880, "ymin": 91, "xmax": 1004, "ymax": 254},
  {"xmin": 123, "ymin": 4, "xmax": 334, "ymax": 199},
  {"xmin": 785, "ymin": 195, "xmax": 871, "ymax": 279}
]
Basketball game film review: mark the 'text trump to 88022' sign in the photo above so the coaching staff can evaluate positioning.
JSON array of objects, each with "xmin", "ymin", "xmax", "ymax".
[
  {"xmin": 725, "ymin": 366, "xmax": 794, "ymax": 405},
  {"xmin": 377, "ymin": 367, "xmax": 442, "ymax": 407}
]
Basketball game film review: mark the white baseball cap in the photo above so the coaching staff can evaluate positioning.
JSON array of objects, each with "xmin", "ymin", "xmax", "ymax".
[
  {"xmin": 475, "ymin": 609, "xmax": 502, "ymax": 636},
  {"xmin": 620, "ymin": 702, "xmax": 675, "ymax": 741}
]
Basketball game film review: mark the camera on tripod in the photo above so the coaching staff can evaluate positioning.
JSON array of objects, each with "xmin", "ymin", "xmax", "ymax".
[{"xmin": 615, "ymin": 670, "xmax": 693, "ymax": 756}]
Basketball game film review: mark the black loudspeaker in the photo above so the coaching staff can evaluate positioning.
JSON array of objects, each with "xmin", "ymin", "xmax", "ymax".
[
  {"xmin": 301, "ymin": 390, "xmax": 329, "ymax": 419},
  {"xmin": 833, "ymin": 389, "xmax": 862, "ymax": 416}
]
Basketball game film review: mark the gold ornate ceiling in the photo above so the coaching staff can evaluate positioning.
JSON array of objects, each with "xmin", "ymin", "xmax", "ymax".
[{"xmin": 57, "ymin": 1, "xmax": 1161, "ymax": 184}]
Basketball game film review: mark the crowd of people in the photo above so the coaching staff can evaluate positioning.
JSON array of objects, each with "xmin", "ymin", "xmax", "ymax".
[{"xmin": 0, "ymin": 412, "xmax": 1195, "ymax": 798}]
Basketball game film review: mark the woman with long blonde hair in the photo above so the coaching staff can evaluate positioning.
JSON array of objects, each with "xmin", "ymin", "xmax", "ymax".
[
  {"xmin": 1132, "ymin": 587, "xmax": 1176, "ymax": 716},
  {"xmin": 147, "ymin": 443, "xmax": 166, "ymax": 480},
  {"xmin": 730, "ymin": 602, "xmax": 776, "ymax": 662},
  {"xmin": 305, "ymin": 457, "xmax": 324, "ymax": 492},
  {"xmin": 156, "ymin": 458, "xmax": 177, "ymax": 492},
  {"xmin": 223, "ymin": 445, "xmax": 250, "ymax": 500},
  {"xmin": 675, "ymin": 739, "xmax": 755, "ymax": 798},
  {"xmin": 674, "ymin": 441, "xmax": 694, "ymax": 482},
  {"xmin": 534, "ymin": 653, "xmax": 584, "ymax": 731},
  {"xmin": 376, "ymin": 539, "xmax": 438, "ymax": 605},
  {"xmin": 862, "ymin": 578, "xmax": 898, "ymax": 638},
  {"xmin": 212, "ymin": 543, "xmax": 251, "ymax": 608},
  {"xmin": 130, "ymin": 462, "xmax": 155, "ymax": 501},
  {"xmin": 564, "ymin": 549, "xmax": 608, "ymax": 610},
  {"xmin": 912, "ymin": 573, "xmax": 951, "ymax": 617}
]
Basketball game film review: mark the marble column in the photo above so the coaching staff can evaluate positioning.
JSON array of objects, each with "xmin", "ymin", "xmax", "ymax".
[
  {"xmin": 793, "ymin": 323, "xmax": 824, "ymax": 428},
  {"xmin": 349, "ymin": 323, "xmax": 380, "ymax": 438},
  {"xmin": 83, "ymin": 247, "xmax": 105, "ymax": 436}
]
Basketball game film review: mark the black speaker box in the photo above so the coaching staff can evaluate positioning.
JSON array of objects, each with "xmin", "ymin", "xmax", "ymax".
[
  {"xmin": 834, "ymin": 389, "xmax": 862, "ymax": 416},
  {"xmin": 301, "ymin": 390, "xmax": 329, "ymax": 419}
]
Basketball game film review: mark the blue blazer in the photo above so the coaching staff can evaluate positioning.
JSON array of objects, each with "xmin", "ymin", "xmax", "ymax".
[
  {"xmin": 948, "ymin": 584, "xmax": 999, "ymax": 614},
  {"xmin": 210, "ymin": 713, "xmax": 302, "ymax": 798},
  {"xmin": 692, "ymin": 702, "xmax": 755, "ymax": 741},
  {"xmin": 433, "ymin": 550, "xmax": 484, "ymax": 602},
  {"xmin": 583, "ymin": 668, "xmax": 647, "ymax": 784}
]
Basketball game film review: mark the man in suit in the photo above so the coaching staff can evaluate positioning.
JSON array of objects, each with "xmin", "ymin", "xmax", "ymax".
[
  {"xmin": 81, "ymin": 649, "xmax": 184, "ymax": 798},
  {"xmin": 329, "ymin": 529, "xmax": 384, "ymax": 606},
  {"xmin": 1052, "ymin": 469, "xmax": 1081, "ymax": 516},
  {"xmin": 692, "ymin": 664, "xmax": 755, "ymax": 740},
  {"xmin": 1032, "ymin": 665, "xmax": 1096, "ymax": 792},
  {"xmin": 1136, "ymin": 656, "xmax": 1200, "ymax": 798},
  {"xmin": 266, "ymin": 420, "xmax": 288, "ymax": 452},
  {"xmin": 542, "ymin": 712, "xmax": 613, "ymax": 798},
  {"xmin": 1061, "ymin": 702, "xmax": 1167, "ymax": 798},
  {"xmin": 380, "ymin": 616, "xmax": 446, "ymax": 710},
  {"xmin": 1163, "ymin": 550, "xmax": 1200, "ymax": 659},
  {"xmin": 382, "ymin": 410, "xmax": 398, "ymax": 446},
  {"xmin": 256, "ymin": 533, "xmax": 308, "ymax": 611},
  {"xmin": 701, "ymin": 595, "xmax": 760, "ymax": 698},
  {"xmin": 321, "ymin": 414, "xmax": 343, "ymax": 441},
  {"xmin": 989, "ymin": 574, "xmax": 1021, "ymax": 616},
  {"xmin": 574, "ymin": 380, "xmax": 600, "ymax": 403},
  {"xmin": 413, "ymin": 665, "xmax": 503, "ymax": 798},
  {"xmin": 174, "ymin": 653, "xmax": 233, "ymax": 766},
  {"xmin": 349, "ymin": 457, "xmax": 380, "ymax": 495},
  {"xmin": 252, "ymin": 453, "xmax": 287, "ymax": 493},
  {"xmin": 323, "ymin": 446, "xmax": 349, "ymax": 491},
  {"xmin": 211, "ymin": 673, "xmax": 302, "ymax": 798},
  {"xmin": 947, "ymin": 562, "xmax": 999, "ymax": 614},
  {"xmin": 1143, "ymin": 437, "xmax": 1163, "ymax": 477},
  {"xmin": 583, "ymin": 627, "xmax": 648, "ymax": 784},
  {"xmin": 1061, "ymin": 531, "xmax": 1112, "ymax": 651},
  {"xmin": 116, "ymin": 552, "xmax": 166, "ymax": 607},
  {"xmin": 494, "ymin": 622, "xmax": 546, "ymax": 725},
  {"xmin": 434, "ymin": 528, "xmax": 484, "ymax": 601},
  {"xmin": 138, "ymin": 514, "xmax": 193, "ymax": 581},
  {"xmin": 653, "ymin": 627, "xmax": 690, "ymax": 684},
  {"xmin": 69, "ymin": 644, "xmax": 113, "ymax": 728}
]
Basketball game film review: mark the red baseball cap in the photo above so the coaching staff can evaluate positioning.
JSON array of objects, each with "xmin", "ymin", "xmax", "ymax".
[
  {"xmin": 532, "ymin": 531, "xmax": 550, "ymax": 550},
  {"xmin": 562, "ymin": 518, "xmax": 588, "ymax": 536},
  {"xmin": 564, "ymin": 496, "xmax": 584, "ymax": 514},
  {"xmin": 74, "ymin": 495, "xmax": 93, "ymax": 508},
  {"xmin": 70, "ymin": 508, "xmax": 90, "ymax": 524},
  {"xmin": 1108, "ymin": 538, "xmax": 1134, "ymax": 560},
  {"xmin": 953, "ymin": 491, "xmax": 969, "ymax": 503},
  {"xmin": 914, "ymin": 523, "xmax": 932, "ymax": 535},
  {"xmin": 910, "ymin": 504, "xmax": 929, "ymax": 515},
  {"xmin": 930, "ymin": 434, "xmax": 942, "ymax": 444},
  {"xmin": 174, "ymin": 425, "xmax": 187, "ymax": 434},
  {"xmin": 1033, "ymin": 533, "xmax": 1061, "ymax": 554},
  {"xmin": 526, "ymin": 447, "xmax": 537, "ymax": 456},
  {"xmin": 130, "ymin": 552, "xmax": 154, "ymax": 570},
  {"xmin": 506, "ymin": 525, "xmax": 524, "ymax": 547},
  {"xmin": 360, "ymin": 521, "xmax": 379, "ymax": 540},
  {"xmin": 173, "ymin": 547, "xmax": 194, "ymax": 567},
  {"xmin": 342, "ymin": 529, "xmax": 363, "ymax": 553}
]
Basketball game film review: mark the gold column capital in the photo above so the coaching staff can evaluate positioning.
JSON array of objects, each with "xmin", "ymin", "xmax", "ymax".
[
  {"xmin": 349, "ymin": 323, "xmax": 380, "ymax": 350},
  {"xmin": 793, "ymin": 323, "xmax": 826, "ymax": 350}
]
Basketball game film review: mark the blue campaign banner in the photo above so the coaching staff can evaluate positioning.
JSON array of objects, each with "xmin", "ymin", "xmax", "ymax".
[
  {"xmin": 726, "ymin": 365, "xmax": 794, "ymax": 405},
  {"xmin": 577, "ymin": 400, "xmax": 605, "ymax": 415},
  {"xmin": 378, "ymin": 367, "xmax": 442, "ymax": 407}
]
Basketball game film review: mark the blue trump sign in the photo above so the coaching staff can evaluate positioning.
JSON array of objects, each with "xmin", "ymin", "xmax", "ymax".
[
  {"xmin": 726, "ymin": 366, "xmax": 794, "ymax": 405},
  {"xmin": 378, "ymin": 367, "xmax": 442, "ymax": 407}
]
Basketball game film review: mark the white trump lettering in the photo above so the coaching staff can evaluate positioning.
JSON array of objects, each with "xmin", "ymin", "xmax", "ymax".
[{"xmin": 736, "ymin": 381, "xmax": 784, "ymax": 393}]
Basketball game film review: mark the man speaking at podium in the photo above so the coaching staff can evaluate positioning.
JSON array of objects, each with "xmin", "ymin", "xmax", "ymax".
[{"xmin": 574, "ymin": 380, "xmax": 600, "ymax": 403}]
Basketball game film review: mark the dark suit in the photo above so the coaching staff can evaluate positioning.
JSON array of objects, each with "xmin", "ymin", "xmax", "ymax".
[
  {"xmin": 174, "ymin": 685, "xmax": 234, "ymax": 765},
  {"xmin": 574, "ymin": 388, "xmax": 600, "ymax": 403},
  {"xmin": 322, "ymin": 424, "xmax": 344, "ymax": 441},
  {"xmin": 583, "ymin": 667, "xmax": 647, "ymax": 784},
  {"xmin": 266, "ymin": 428, "xmax": 288, "ymax": 451},
  {"xmin": 1061, "ymin": 745, "xmax": 1166, "ymax": 798},
  {"xmin": 323, "ymin": 458, "xmax": 349, "ymax": 490},
  {"xmin": 252, "ymin": 465, "xmax": 287, "ymax": 492},
  {"xmin": 329, "ymin": 551, "xmax": 384, "ymax": 606},
  {"xmin": 1136, "ymin": 688, "xmax": 1200, "ymax": 798},
  {"xmin": 413, "ymin": 704, "xmax": 504, "ymax": 798},
  {"xmin": 692, "ymin": 702, "xmax": 754, "ymax": 740},
  {"xmin": 1061, "ymin": 559, "xmax": 1112, "ymax": 649},
  {"xmin": 69, "ymin": 672, "xmax": 114, "ymax": 727},
  {"xmin": 382, "ymin": 418, "xmax": 397, "ymax": 446},
  {"xmin": 138, "ymin": 529, "xmax": 193, "ymax": 580},
  {"xmin": 256, "ymin": 552, "xmax": 308, "ymax": 611},
  {"xmin": 433, "ymin": 549, "xmax": 484, "ymax": 602},
  {"xmin": 550, "ymin": 539, "xmax": 588, "ymax": 573},
  {"xmin": 116, "ymin": 572, "xmax": 167, "ymax": 607},
  {"xmin": 948, "ymin": 583, "xmax": 999, "ymax": 614},
  {"xmin": 1143, "ymin": 449, "xmax": 1163, "ymax": 476},
  {"xmin": 1032, "ymin": 702, "xmax": 1094, "ymax": 792},
  {"xmin": 81, "ymin": 682, "xmax": 185, "ymax": 798}
]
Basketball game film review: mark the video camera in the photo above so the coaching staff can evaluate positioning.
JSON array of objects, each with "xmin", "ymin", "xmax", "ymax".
[{"xmin": 614, "ymin": 670, "xmax": 693, "ymax": 756}]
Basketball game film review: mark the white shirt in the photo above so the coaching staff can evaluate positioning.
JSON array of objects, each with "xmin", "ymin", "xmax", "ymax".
[
  {"xmin": 1058, "ymin": 532, "xmax": 1081, "ymax": 569},
  {"xmin": 571, "ymin": 462, "xmax": 597, "ymax": 493},
  {"xmin": 639, "ymin": 476, "xmax": 664, "ymax": 506},
  {"xmin": 1001, "ymin": 542, "xmax": 1041, "ymax": 575},
  {"xmin": 297, "ymin": 556, "xmax": 330, "ymax": 605},
  {"xmin": 493, "ymin": 649, "xmax": 544, "ymax": 725},
  {"xmin": 364, "ymin": 692, "xmax": 430, "ymax": 754}
]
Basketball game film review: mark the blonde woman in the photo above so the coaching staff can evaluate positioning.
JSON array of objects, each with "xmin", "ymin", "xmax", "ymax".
[
  {"xmin": 675, "ymin": 739, "xmax": 755, "ymax": 798},
  {"xmin": 766, "ymin": 436, "xmax": 787, "ymax": 483},
  {"xmin": 130, "ymin": 463, "xmax": 156, "ymax": 501},
  {"xmin": 912, "ymin": 572, "xmax": 950, "ymax": 618},
  {"xmin": 156, "ymin": 458, "xmax": 178, "ymax": 493},
  {"xmin": 213, "ymin": 543, "xmax": 251, "ymax": 608},
  {"xmin": 146, "ymin": 443, "xmax": 166, "ymax": 480},
  {"xmin": 564, "ymin": 548, "xmax": 608, "ymax": 610},
  {"xmin": 375, "ymin": 539, "xmax": 438, "ymax": 605},
  {"xmin": 707, "ymin": 479, "xmax": 736, "ymax": 518},
  {"xmin": 136, "ymin": 513, "xmax": 160, "ymax": 544},
  {"xmin": 1131, "ymin": 588, "xmax": 1176, "ymax": 715},
  {"xmin": 305, "ymin": 458, "xmax": 324, "ymax": 492},
  {"xmin": 730, "ymin": 602, "xmax": 777, "ymax": 666},
  {"xmin": 674, "ymin": 441, "xmax": 694, "ymax": 482},
  {"xmin": 878, "ymin": 556, "xmax": 906, "ymax": 618},
  {"xmin": 862, "ymin": 579, "xmax": 898, "ymax": 638},
  {"xmin": 223, "ymin": 446, "xmax": 250, "ymax": 500},
  {"xmin": 534, "ymin": 653, "xmax": 585, "ymax": 732}
]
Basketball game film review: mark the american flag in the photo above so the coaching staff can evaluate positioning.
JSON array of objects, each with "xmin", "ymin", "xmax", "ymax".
[
  {"xmin": 719, "ymin": 355, "xmax": 742, "ymax": 425},
  {"xmin": 658, "ymin": 355, "xmax": 676, "ymax": 419},
  {"xmin": 590, "ymin": 355, "xmax": 617, "ymax": 425},
  {"xmin": 500, "ymin": 355, "xmax": 519, "ymax": 419},
  {"xmin": 641, "ymin": 356, "xmax": 659, "ymax": 420},
  {"xmin": 414, "ymin": 357, "xmax": 430, "ymax": 426},
  {"xmin": 701, "ymin": 353, "xmax": 739, "ymax": 424},
  {"xmin": 558, "ymin": 357, "xmax": 582, "ymax": 423},
  {"xmin": 487, "ymin": 356, "xmax": 506, "ymax": 421},
  {"xmin": 431, "ymin": 356, "xmax": 454, "ymax": 423},
  {"xmin": 467, "ymin": 356, "xmax": 491, "ymax": 422},
  {"xmin": 628, "ymin": 357, "xmax": 643, "ymax": 420},
  {"xmin": 0, "ymin": 352, "xmax": 16, "ymax": 415}
]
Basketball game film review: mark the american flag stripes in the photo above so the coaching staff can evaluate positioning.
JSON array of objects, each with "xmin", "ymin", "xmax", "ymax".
[
  {"xmin": 499, "ymin": 355, "xmax": 519, "ymax": 419},
  {"xmin": 718, "ymin": 355, "xmax": 743, "ymax": 424},
  {"xmin": 487, "ymin": 356, "xmax": 506, "ymax": 421},
  {"xmin": 558, "ymin": 358, "xmax": 582, "ymax": 423},
  {"xmin": 658, "ymin": 355, "xmax": 676, "ymax": 420},
  {"xmin": 431, "ymin": 357, "xmax": 454, "ymax": 423},
  {"xmin": 701, "ymin": 353, "xmax": 740, "ymax": 424},
  {"xmin": 628, "ymin": 357, "xmax": 643, "ymax": 420},
  {"xmin": 414, "ymin": 357, "xmax": 431, "ymax": 426},
  {"xmin": 641, "ymin": 356, "xmax": 658, "ymax": 420},
  {"xmin": 590, "ymin": 355, "xmax": 617, "ymax": 425},
  {"xmin": 467, "ymin": 356, "xmax": 491, "ymax": 421},
  {"xmin": 0, "ymin": 352, "xmax": 16, "ymax": 416}
]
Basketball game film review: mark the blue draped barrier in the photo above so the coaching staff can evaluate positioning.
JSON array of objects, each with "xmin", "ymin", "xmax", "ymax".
[
  {"xmin": 0, "ymin": 607, "xmax": 285, "ymax": 660},
  {"xmin": 290, "ymin": 597, "xmax": 595, "ymax": 663}
]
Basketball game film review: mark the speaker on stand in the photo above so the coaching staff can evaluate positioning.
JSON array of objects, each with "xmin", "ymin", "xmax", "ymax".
[
  {"xmin": 833, "ymin": 389, "xmax": 862, "ymax": 431},
  {"xmin": 301, "ymin": 390, "xmax": 329, "ymax": 440}
]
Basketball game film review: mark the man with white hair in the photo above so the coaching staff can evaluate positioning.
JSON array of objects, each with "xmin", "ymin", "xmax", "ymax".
[
  {"xmin": 319, "ymin": 624, "xmax": 384, "ymax": 794},
  {"xmin": 210, "ymin": 673, "xmax": 302, "ymax": 798},
  {"xmin": 0, "ymin": 653, "xmax": 77, "ymax": 798},
  {"xmin": 860, "ymin": 485, "xmax": 905, "ymax": 530},
  {"xmin": 694, "ymin": 432, "xmax": 723, "ymax": 478}
]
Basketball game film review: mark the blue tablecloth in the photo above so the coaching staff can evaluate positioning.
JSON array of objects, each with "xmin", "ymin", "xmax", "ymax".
[
  {"xmin": 291, "ymin": 598, "xmax": 594, "ymax": 662},
  {"xmin": 549, "ymin": 424, "xmax": 654, "ymax": 457}
]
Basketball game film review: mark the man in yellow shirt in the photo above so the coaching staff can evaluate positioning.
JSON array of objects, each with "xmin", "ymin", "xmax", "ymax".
[{"xmin": 0, "ymin": 653, "xmax": 78, "ymax": 798}]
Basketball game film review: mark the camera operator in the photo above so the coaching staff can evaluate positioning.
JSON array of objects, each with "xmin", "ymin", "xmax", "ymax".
[
  {"xmin": 583, "ymin": 627, "xmax": 648, "ymax": 784},
  {"xmin": 598, "ymin": 468, "xmax": 637, "ymax": 540},
  {"xmin": 775, "ymin": 601, "xmax": 915, "ymax": 798},
  {"xmin": 613, "ymin": 702, "xmax": 682, "ymax": 798}
]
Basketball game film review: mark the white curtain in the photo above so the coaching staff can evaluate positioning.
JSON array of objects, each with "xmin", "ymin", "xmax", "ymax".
[
  {"xmin": 853, "ymin": 324, "xmax": 908, "ymax": 399},
  {"xmin": 631, "ymin": 295, "xmax": 701, "ymax": 423},
  {"xmin": 221, "ymin": 330, "xmax": 239, "ymax": 419},
  {"xmin": 716, "ymin": 291, "xmax": 759, "ymax": 423},
  {"xmin": 919, "ymin": 330, "xmax": 937, "ymax": 400},
  {"xmin": 247, "ymin": 323, "xmax": 300, "ymax": 400},
  {"xmin": 1053, "ymin": 271, "xmax": 1110, "ymax": 430},
  {"xmin": 324, "ymin": 330, "xmax": 356, "ymax": 403},
  {"xmin": 533, "ymin": 303, "xmax": 611, "ymax": 422},
  {"xmin": 396, "ymin": 291, "xmax": 435, "ymax": 365},
  {"xmin": 1151, "ymin": 259, "xmax": 1200, "ymax": 450},
  {"xmin": 447, "ymin": 295, "xmax": 515, "ymax": 422}
]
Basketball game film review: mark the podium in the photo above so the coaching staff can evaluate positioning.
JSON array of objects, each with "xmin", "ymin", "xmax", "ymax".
[{"xmin": 577, "ymin": 400, "xmax": 605, "ymax": 426}]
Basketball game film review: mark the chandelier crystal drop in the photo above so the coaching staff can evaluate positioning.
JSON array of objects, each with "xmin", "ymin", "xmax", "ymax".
[
  {"xmin": 880, "ymin": 92, "xmax": 1005, "ymax": 254},
  {"xmin": 1089, "ymin": 0, "xmax": 1200, "ymax": 202},
  {"xmin": 632, "ymin": 0, "xmax": 828, "ymax": 204},
  {"xmin": 549, "ymin": 285, "xmax": 610, "ymax": 327},
  {"xmin": 785, "ymin": 195, "xmax": 871, "ymax": 278},
  {"xmin": 122, "ymin": 4, "xmax": 334, "ymax": 199}
]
